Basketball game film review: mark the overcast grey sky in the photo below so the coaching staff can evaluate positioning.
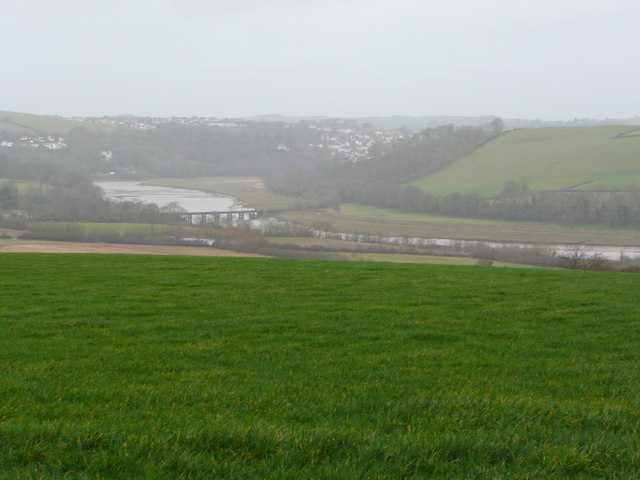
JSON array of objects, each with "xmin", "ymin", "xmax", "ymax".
[{"xmin": 2, "ymin": 0, "xmax": 638, "ymax": 119}]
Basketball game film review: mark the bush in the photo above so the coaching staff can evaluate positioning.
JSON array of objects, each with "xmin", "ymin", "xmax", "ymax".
[{"xmin": 0, "ymin": 216, "xmax": 28, "ymax": 230}]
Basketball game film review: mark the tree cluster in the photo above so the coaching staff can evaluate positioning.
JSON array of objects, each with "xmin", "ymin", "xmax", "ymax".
[
  {"xmin": 44, "ymin": 122, "xmax": 330, "ymax": 178},
  {"xmin": 0, "ymin": 152, "xmax": 182, "ymax": 223},
  {"xmin": 265, "ymin": 124, "xmax": 500, "ymax": 209},
  {"xmin": 341, "ymin": 185, "xmax": 640, "ymax": 228}
]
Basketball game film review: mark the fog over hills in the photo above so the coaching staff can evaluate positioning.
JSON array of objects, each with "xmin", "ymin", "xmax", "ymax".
[
  {"xmin": 2, "ymin": 1, "xmax": 639, "ymax": 120},
  {"xmin": 243, "ymin": 115, "xmax": 640, "ymax": 132},
  {"xmin": 3, "ymin": 110, "xmax": 639, "ymax": 138}
]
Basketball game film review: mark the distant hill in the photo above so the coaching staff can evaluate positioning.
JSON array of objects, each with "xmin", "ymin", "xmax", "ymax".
[
  {"xmin": 411, "ymin": 126, "xmax": 640, "ymax": 196},
  {"xmin": 244, "ymin": 114, "xmax": 500, "ymax": 131},
  {"xmin": 0, "ymin": 111, "xmax": 90, "ymax": 135},
  {"xmin": 243, "ymin": 114, "xmax": 333, "ymax": 123},
  {"xmin": 244, "ymin": 114, "xmax": 640, "ymax": 132},
  {"xmin": 356, "ymin": 115, "xmax": 499, "ymax": 131}
]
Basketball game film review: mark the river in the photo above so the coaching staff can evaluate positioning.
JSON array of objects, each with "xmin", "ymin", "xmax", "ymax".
[
  {"xmin": 95, "ymin": 181, "xmax": 640, "ymax": 261},
  {"xmin": 310, "ymin": 230, "xmax": 640, "ymax": 261},
  {"xmin": 95, "ymin": 181, "xmax": 247, "ymax": 213}
]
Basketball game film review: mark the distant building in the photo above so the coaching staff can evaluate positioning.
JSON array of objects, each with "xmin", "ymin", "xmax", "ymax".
[{"xmin": 43, "ymin": 142, "xmax": 64, "ymax": 150}]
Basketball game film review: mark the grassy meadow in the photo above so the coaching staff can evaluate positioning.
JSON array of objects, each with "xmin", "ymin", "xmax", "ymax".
[
  {"xmin": 339, "ymin": 252, "xmax": 530, "ymax": 267},
  {"xmin": 412, "ymin": 126, "xmax": 640, "ymax": 196},
  {"xmin": 18, "ymin": 221, "xmax": 263, "ymax": 244},
  {"xmin": 25, "ymin": 221, "xmax": 192, "ymax": 236},
  {"xmin": 281, "ymin": 203, "xmax": 640, "ymax": 246},
  {"xmin": 263, "ymin": 237, "xmax": 533, "ymax": 267},
  {"xmin": 0, "ymin": 178, "xmax": 51, "ymax": 194},
  {"xmin": 1, "ymin": 254, "xmax": 639, "ymax": 478}
]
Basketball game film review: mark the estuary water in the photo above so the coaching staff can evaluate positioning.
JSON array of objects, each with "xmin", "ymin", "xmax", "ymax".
[{"xmin": 95, "ymin": 181, "xmax": 240, "ymax": 212}]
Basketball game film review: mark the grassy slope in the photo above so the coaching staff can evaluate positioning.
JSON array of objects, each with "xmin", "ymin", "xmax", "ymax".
[
  {"xmin": 281, "ymin": 203, "xmax": 640, "ymax": 246},
  {"xmin": 0, "ymin": 111, "xmax": 116, "ymax": 135},
  {"xmin": 1, "ymin": 254, "xmax": 639, "ymax": 478},
  {"xmin": 0, "ymin": 111, "xmax": 88, "ymax": 135},
  {"xmin": 412, "ymin": 126, "xmax": 640, "ymax": 196}
]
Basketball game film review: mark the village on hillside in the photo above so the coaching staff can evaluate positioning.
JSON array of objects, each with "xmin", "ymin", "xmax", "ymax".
[
  {"xmin": 0, "ymin": 135, "xmax": 66, "ymax": 150},
  {"xmin": 2, "ymin": 116, "xmax": 407, "ymax": 163}
]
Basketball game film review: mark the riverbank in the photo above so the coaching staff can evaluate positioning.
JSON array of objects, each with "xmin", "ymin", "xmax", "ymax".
[
  {"xmin": 82, "ymin": 177, "xmax": 640, "ymax": 268},
  {"xmin": 281, "ymin": 203, "xmax": 640, "ymax": 247},
  {"xmin": 130, "ymin": 177, "xmax": 640, "ymax": 248}
]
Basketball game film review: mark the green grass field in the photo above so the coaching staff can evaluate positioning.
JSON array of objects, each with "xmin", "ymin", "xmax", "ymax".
[
  {"xmin": 0, "ymin": 178, "xmax": 51, "ymax": 194},
  {"xmin": 281, "ymin": 203, "xmax": 640, "ymax": 246},
  {"xmin": 26, "ymin": 221, "xmax": 188, "ymax": 235},
  {"xmin": 144, "ymin": 177, "xmax": 298, "ymax": 212},
  {"xmin": 0, "ymin": 111, "xmax": 118, "ymax": 135},
  {"xmin": 22, "ymin": 221, "xmax": 256, "ymax": 241},
  {"xmin": 1, "ymin": 254, "xmax": 639, "ymax": 478},
  {"xmin": 0, "ymin": 111, "xmax": 89, "ymax": 135},
  {"xmin": 412, "ymin": 126, "xmax": 640, "ymax": 196},
  {"xmin": 341, "ymin": 252, "xmax": 530, "ymax": 267}
]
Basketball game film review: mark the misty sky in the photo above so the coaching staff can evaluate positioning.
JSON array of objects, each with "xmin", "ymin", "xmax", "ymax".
[{"xmin": 2, "ymin": 0, "xmax": 639, "ymax": 120}]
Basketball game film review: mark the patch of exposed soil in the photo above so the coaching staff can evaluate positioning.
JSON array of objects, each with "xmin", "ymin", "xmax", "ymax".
[{"xmin": 0, "ymin": 241, "xmax": 266, "ymax": 257}]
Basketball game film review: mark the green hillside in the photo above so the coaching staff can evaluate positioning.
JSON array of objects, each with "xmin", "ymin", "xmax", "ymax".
[
  {"xmin": 0, "ymin": 178, "xmax": 51, "ymax": 193},
  {"xmin": 2, "ymin": 254, "xmax": 639, "ymax": 478},
  {"xmin": 0, "ymin": 111, "xmax": 89, "ymax": 135},
  {"xmin": 412, "ymin": 126, "xmax": 640, "ymax": 196}
]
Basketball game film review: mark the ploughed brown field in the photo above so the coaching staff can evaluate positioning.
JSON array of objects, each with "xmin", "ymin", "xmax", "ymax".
[{"xmin": 0, "ymin": 239, "xmax": 265, "ymax": 257}]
